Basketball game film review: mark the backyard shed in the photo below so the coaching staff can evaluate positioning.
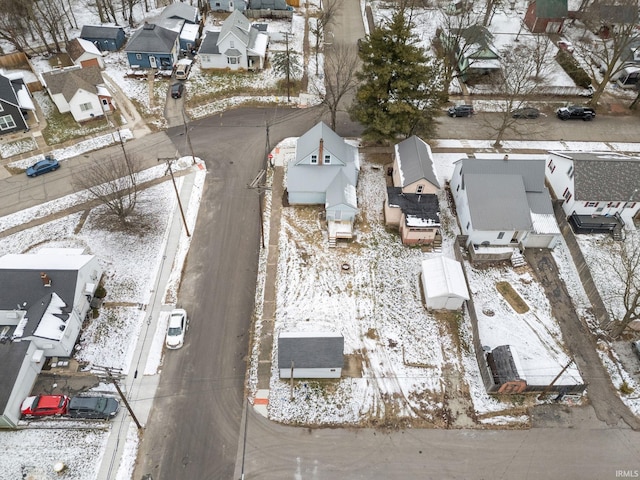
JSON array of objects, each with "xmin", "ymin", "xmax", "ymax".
[
  {"xmin": 278, "ymin": 331, "xmax": 344, "ymax": 379},
  {"xmin": 421, "ymin": 257, "xmax": 469, "ymax": 310}
]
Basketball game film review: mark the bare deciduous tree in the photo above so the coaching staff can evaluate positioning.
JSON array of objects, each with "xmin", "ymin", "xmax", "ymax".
[
  {"xmin": 482, "ymin": 43, "xmax": 543, "ymax": 147},
  {"xmin": 73, "ymin": 146, "xmax": 141, "ymax": 227},
  {"xmin": 310, "ymin": 0, "xmax": 338, "ymax": 75},
  {"xmin": 573, "ymin": 0, "xmax": 640, "ymax": 106},
  {"xmin": 607, "ymin": 234, "xmax": 640, "ymax": 338},
  {"xmin": 313, "ymin": 44, "xmax": 360, "ymax": 131}
]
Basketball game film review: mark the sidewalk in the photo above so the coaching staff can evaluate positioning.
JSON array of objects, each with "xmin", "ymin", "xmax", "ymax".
[{"xmin": 96, "ymin": 165, "xmax": 201, "ymax": 480}]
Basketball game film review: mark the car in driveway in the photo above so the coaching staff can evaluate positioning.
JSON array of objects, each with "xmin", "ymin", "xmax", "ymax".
[
  {"xmin": 171, "ymin": 82, "xmax": 184, "ymax": 99},
  {"xmin": 556, "ymin": 105, "xmax": 596, "ymax": 120},
  {"xmin": 21, "ymin": 395, "xmax": 69, "ymax": 417},
  {"xmin": 447, "ymin": 105, "xmax": 474, "ymax": 117},
  {"xmin": 511, "ymin": 107, "xmax": 540, "ymax": 119},
  {"xmin": 165, "ymin": 308, "xmax": 188, "ymax": 349},
  {"xmin": 26, "ymin": 156, "xmax": 60, "ymax": 177},
  {"xmin": 68, "ymin": 396, "xmax": 120, "ymax": 419}
]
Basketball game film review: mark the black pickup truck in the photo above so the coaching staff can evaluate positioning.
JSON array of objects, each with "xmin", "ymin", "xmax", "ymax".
[{"xmin": 556, "ymin": 105, "xmax": 596, "ymax": 121}]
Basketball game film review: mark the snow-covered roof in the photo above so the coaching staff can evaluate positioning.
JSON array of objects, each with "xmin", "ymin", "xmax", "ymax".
[
  {"xmin": 0, "ymin": 251, "xmax": 95, "ymax": 270},
  {"xmin": 395, "ymin": 136, "xmax": 440, "ymax": 189},
  {"xmin": 421, "ymin": 256, "xmax": 470, "ymax": 300},
  {"xmin": 180, "ymin": 23, "xmax": 200, "ymax": 42}
]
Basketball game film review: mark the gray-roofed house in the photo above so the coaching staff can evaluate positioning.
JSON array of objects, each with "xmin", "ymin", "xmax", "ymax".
[
  {"xmin": 278, "ymin": 332, "xmax": 344, "ymax": 379},
  {"xmin": 159, "ymin": 2, "xmax": 200, "ymax": 24},
  {"xmin": 210, "ymin": 0, "xmax": 247, "ymax": 12},
  {"xmin": 80, "ymin": 25, "xmax": 126, "ymax": 51},
  {"xmin": 384, "ymin": 136, "xmax": 441, "ymax": 246},
  {"xmin": 0, "ymin": 248, "xmax": 102, "ymax": 428},
  {"xmin": 287, "ymin": 122, "xmax": 360, "ymax": 245},
  {"xmin": 450, "ymin": 157, "xmax": 561, "ymax": 254},
  {"xmin": 41, "ymin": 65, "xmax": 115, "ymax": 123},
  {"xmin": 125, "ymin": 22, "xmax": 180, "ymax": 70},
  {"xmin": 545, "ymin": 151, "xmax": 640, "ymax": 237},
  {"xmin": 0, "ymin": 73, "xmax": 33, "ymax": 136},
  {"xmin": 524, "ymin": 0, "xmax": 568, "ymax": 34},
  {"xmin": 66, "ymin": 38, "xmax": 105, "ymax": 69},
  {"xmin": 198, "ymin": 10, "xmax": 268, "ymax": 70}
]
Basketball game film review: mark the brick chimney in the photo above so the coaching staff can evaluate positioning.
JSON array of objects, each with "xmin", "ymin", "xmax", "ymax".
[
  {"xmin": 40, "ymin": 272, "xmax": 52, "ymax": 287},
  {"xmin": 318, "ymin": 138, "xmax": 324, "ymax": 165}
]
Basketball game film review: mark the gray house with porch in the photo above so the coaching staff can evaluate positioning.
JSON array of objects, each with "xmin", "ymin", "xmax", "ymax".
[{"xmin": 125, "ymin": 23, "xmax": 180, "ymax": 69}]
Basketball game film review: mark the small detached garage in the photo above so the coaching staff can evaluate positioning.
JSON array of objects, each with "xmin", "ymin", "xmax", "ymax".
[
  {"xmin": 421, "ymin": 256, "xmax": 470, "ymax": 311},
  {"xmin": 278, "ymin": 331, "xmax": 344, "ymax": 379}
]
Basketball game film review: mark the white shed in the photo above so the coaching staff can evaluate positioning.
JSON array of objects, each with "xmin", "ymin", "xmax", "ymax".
[{"xmin": 421, "ymin": 257, "xmax": 469, "ymax": 310}]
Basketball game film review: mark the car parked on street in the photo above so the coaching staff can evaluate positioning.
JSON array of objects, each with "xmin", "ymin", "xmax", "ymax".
[
  {"xmin": 171, "ymin": 82, "xmax": 184, "ymax": 99},
  {"xmin": 68, "ymin": 396, "xmax": 120, "ymax": 419},
  {"xmin": 511, "ymin": 107, "xmax": 540, "ymax": 119},
  {"xmin": 21, "ymin": 395, "xmax": 69, "ymax": 417},
  {"xmin": 165, "ymin": 308, "xmax": 188, "ymax": 349},
  {"xmin": 26, "ymin": 156, "xmax": 60, "ymax": 177},
  {"xmin": 556, "ymin": 105, "xmax": 596, "ymax": 121},
  {"xmin": 447, "ymin": 105, "xmax": 474, "ymax": 117}
]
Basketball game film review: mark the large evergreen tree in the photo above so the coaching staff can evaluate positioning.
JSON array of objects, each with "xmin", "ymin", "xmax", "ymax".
[{"xmin": 349, "ymin": 5, "xmax": 444, "ymax": 143}]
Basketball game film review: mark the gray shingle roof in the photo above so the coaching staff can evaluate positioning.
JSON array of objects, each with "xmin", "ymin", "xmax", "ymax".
[
  {"xmin": 0, "ymin": 73, "xmax": 19, "ymax": 107},
  {"xmin": 80, "ymin": 25, "xmax": 124, "ymax": 40},
  {"xmin": 278, "ymin": 333, "xmax": 344, "ymax": 369},
  {"xmin": 554, "ymin": 151, "xmax": 640, "ymax": 202},
  {"xmin": 125, "ymin": 23, "xmax": 179, "ymax": 53},
  {"xmin": 41, "ymin": 65, "xmax": 104, "ymax": 103},
  {"xmin": 198, "ymin": 31, "xmax": 221, "ymax": 54},
  {"xmin": 220, "ymin": 10, "xmax": 251, "ymax": 46},
  {"xmin": 160, "ymin": 2, "xmax": 199, "ymax": 23},
  {"xmin": 395, "ymin": 135, "xmax": 440, "ymax": 188},
  {"xmin": 387, "ymin": 187, "xmax": 440, "ymax": 224}
]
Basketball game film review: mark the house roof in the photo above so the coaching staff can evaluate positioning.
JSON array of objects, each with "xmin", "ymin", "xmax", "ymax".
[
  {"xmin": 288, "ymin": 122, "xmax": 359, "ymax": 197},
  {"xmin": 66, "ymin": 38, "xmax": 102, "ymax": 62},
  {"xmin": 395, "ymin": 136, "xmax": 440, "ymax": 189},
  {"xmin": 0, "ymin": 73, "xmax": 20, "ymax": 108},
  {"xmin": 326, "ymin": 170, "xmax": 357, "ymax": 210},
  {"xmin": 160, "ymin": 2, "xmax": 199, "ymax": 23},
  {"xmin": 0, "ymin": 336, "xmax": 30, "ymax": 419},
  {"xmin": 41, "ymin": 65, "xmax": 105, "ymax": 103},
  {"xmin": 250, "ymin": 0, "xmax": 290, "ymax": 9},
  {"xmin": 594, "ymin": 4, "xmax": 636, "ymax": 24},
  {"xmin": 534, "ymin": 0, "xmax": 568, "ymax": 18},
  {"xmin": 80, "ymin": 25, "xmax": 124, "ymax": 40},
  {"xmin": 421, "ymin": 256, "xmax": 470, "ymax": 301},
  {"xmin": 198, "ymin": 31, "xmax": 221, "ymax": 54},
  {"xmin": 387, "ymin": 187, "xmax": 440, "ymax": 226},
  {"xmin": 488, "ymin": 345, "xmax": 525, "ymax": 384},
  {"xmin": 125, "ymin": 23, "xmax": 179, "ymax": 54},
  {"xmin": 220, "ymin": 10, "xmax": 252, "ymax": 47},
  {"xmin": 278, "ymin": 332, "xmax": 344, "ymax": 369},
  {"xmin": 180, "ymin": 23, "xmax": 200, "ymax": 42},
  {"xmin": 550, "ymin": 151, "xmax": 640, "ymax": 202}
]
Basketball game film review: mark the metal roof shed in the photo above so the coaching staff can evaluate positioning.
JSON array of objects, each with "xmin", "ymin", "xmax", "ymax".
[{"xmin": 421, "ymin": 257, "xmax": 470, "ymax": 311}]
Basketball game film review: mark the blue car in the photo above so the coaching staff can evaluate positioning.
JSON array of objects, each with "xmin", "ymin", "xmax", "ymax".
[{"xmin": 26, "ymin": 156, "xmax": 60, "ymax": 177}]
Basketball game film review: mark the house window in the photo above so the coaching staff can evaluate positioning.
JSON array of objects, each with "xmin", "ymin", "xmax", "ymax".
[
  {"xmin": 228, "ymin": 57, "xmax": 238, "ymax": 64},
  {"xmin": 625, "ymin": 202, "xmax": 637, "ymax": 208},
  {"xmin": 607, "ymin": 202, "xmax": 620, "ymax": 208},
  {"xmin": 456, "ymin": 184, "xmax": 460, "ymax": 192},
  {"xmin": 311, "ymin": 155, "xmax": 317, "ymax": 164},
  {"xmin": 136, "ymin": 53, "xmax": 142, "ymax": 60},
  {"xmin": 585, "ymin": 202, "xmax": 598, "ymax": 207},
  {"xmin": 0, "ymin": 114, "xmax": 16, "ymax": 130},
  {"xmin": 547, "ymin": 159, "xmax": 556, "ymax": 173},
  {"xmin": 230, "ymin": 40, "xmax": 234, "ymax": 48},
  {"xmin": 595, "ymin": 206, "xmax": 604, "ymax": 213},
  {"xmin": 417, "ymin": 185, "xmax": 424, "ymax": 194},
  {"xmin": 324, "ymin": 155, "xmax": 331, "ymax": 164},
  {"xmin": 79, "ymin": 103, "xmax": 93, "ymax": 112},
  {"xmin": 466, "ymin": 222, "xmax": 470, "ymax": 230},
  {"xmin": 497, "ymin": 232, "xmax": 505, "ymax": 239},
  {"xmin": 563, "ymin": 188, "xmax": 572, "ymax": 202},
  {"xmin": 564, "ymin": 192, "xmax": 572, "ymax": 203},
  {"xmin": 567, "ymin": 165, "xmax": 574, "ymax": 178},
  {"xmin": 215, "ymin": 1, "xmax": 221, "ymax": 6}
]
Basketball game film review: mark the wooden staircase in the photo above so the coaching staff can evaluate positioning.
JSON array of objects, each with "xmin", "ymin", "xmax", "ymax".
[{"xmin": 511, "ymin": 250, "xmax": 526, "ymax": 268}]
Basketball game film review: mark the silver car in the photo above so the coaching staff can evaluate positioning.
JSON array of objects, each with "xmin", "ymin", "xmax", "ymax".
[{"xmin": 166, "ymin": 308, "xmax": 188, "ymax": 349}]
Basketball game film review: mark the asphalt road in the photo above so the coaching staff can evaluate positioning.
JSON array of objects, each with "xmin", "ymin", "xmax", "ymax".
[{"xmin": 133, "ymin": 106, "xmax": 323, "ymax": 480}]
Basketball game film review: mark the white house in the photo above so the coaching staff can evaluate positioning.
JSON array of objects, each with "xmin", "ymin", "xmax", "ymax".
[
  {"xmin": 421, "ymin": 257, "xmax": 469, "ymax": 311},
  {"xmin": 40, "ymin": 65, "xmax": 115, "ymax": 123},
  {"xmin": 545, "ymin": 151, "xmax": 640, "ymax": 226},
  {"xmin": 287, "ymin": 122, "xmax": 360, "ymax": 244},
  {"xmin": 198, "ymin": 10, "xmax": 268, "ymax": 70},
  {"xmin": 66, "ymin": 37, "xmax": 105, "ymax": 69},
  {"xmin": 0, "ymin": 248, "xmax": 102, "ymax": 428},
  {"xmin": 450, "ymin": 157, "xmax": 561, "ymax": 250},
  {"xmin": 278, "ymin": 332, "xmax": 344, "ymax": 379}
]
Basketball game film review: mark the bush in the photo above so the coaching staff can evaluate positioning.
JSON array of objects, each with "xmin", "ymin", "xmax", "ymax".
[
  {"xmin": 94, "ymin": 284, "xmax": 107, "ymax": 299},
  {"xmin": 620, "ymin": 381, "xmax": 634, "ymax": 395},
  {"xmin": 555, "ymin": 50, "xmax": 592, "ymax": 88}
]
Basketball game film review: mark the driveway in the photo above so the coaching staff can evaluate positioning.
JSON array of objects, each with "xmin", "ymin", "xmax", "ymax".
[{"xmin": 164, "ymin": 80, "xmax": 187, "ymax": 128}]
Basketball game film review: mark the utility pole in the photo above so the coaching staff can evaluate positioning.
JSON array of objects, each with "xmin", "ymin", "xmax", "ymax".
[
  {"xmin": 247, "ymin": 169, "xmax": 268, "ymax": 248},
  {"xmin": 240, "ymin": 398, "xmax": 249, "ymax": 480},
  {"xmin": 285, "ymin": 32, "xmax": 291, "ymax": 102},
  {"xmin": 181, "ymin": 107, "xmax": 197, "ymax": 165},
  {"xmin": 537, "ymin": 360, "xmax": 574, "ymax": 401},
  {"xmin": 158, "ymin": 157, "xmax": 191, "ymax": 237},
  {"xmin": 290, "ymin": 361, "xmax": 295, "ymax": 400},
  {"xmin": 95, "ymin": 366, "xmax": 143, "ymax": 430}
]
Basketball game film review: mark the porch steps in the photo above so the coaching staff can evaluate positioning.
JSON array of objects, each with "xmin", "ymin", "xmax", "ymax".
[
  {"xmin": 432, "ymin": 236, "xmax": 442, "ymax": 253},
  {"xmin": 329, "ymin": 237, "xmax": 336, "ymax": 248},
  {"xmin": 612, "ymin": 227, "xmax": 623, "ymax": 241},
  {"xmin": 511, "ymin": 250, "xmax": 527, "ymax": 268}
]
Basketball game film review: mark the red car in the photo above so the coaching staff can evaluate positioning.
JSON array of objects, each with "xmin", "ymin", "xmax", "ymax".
[{"xmin": 21, "ymin": 395, "xmax": 69, "ymax": 417}]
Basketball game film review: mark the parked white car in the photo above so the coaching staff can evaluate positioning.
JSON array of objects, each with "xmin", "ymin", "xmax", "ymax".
[
  {"xmin": 175, "ymin": 59, "xmax": 192, "ymax": 80},
  {"xmin": 165, "ymin": 308, "xmax": 188, "ymax": 349}
]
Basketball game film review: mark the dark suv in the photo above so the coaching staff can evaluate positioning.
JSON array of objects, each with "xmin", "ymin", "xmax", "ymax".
[
  {"xmin": 556, "ymin": 105, "xmax": 595, "ymax": 121},
  {"xmin": 447, "ymin": 105, "xmax": 474, "ymax": 117},
  {"xmin": 171, "ymin": 82, "xmax": 184, "ymax": 99},
  {"xmin": 68, "ymin": 396, "xmax": 120, "ymax": 420}
]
